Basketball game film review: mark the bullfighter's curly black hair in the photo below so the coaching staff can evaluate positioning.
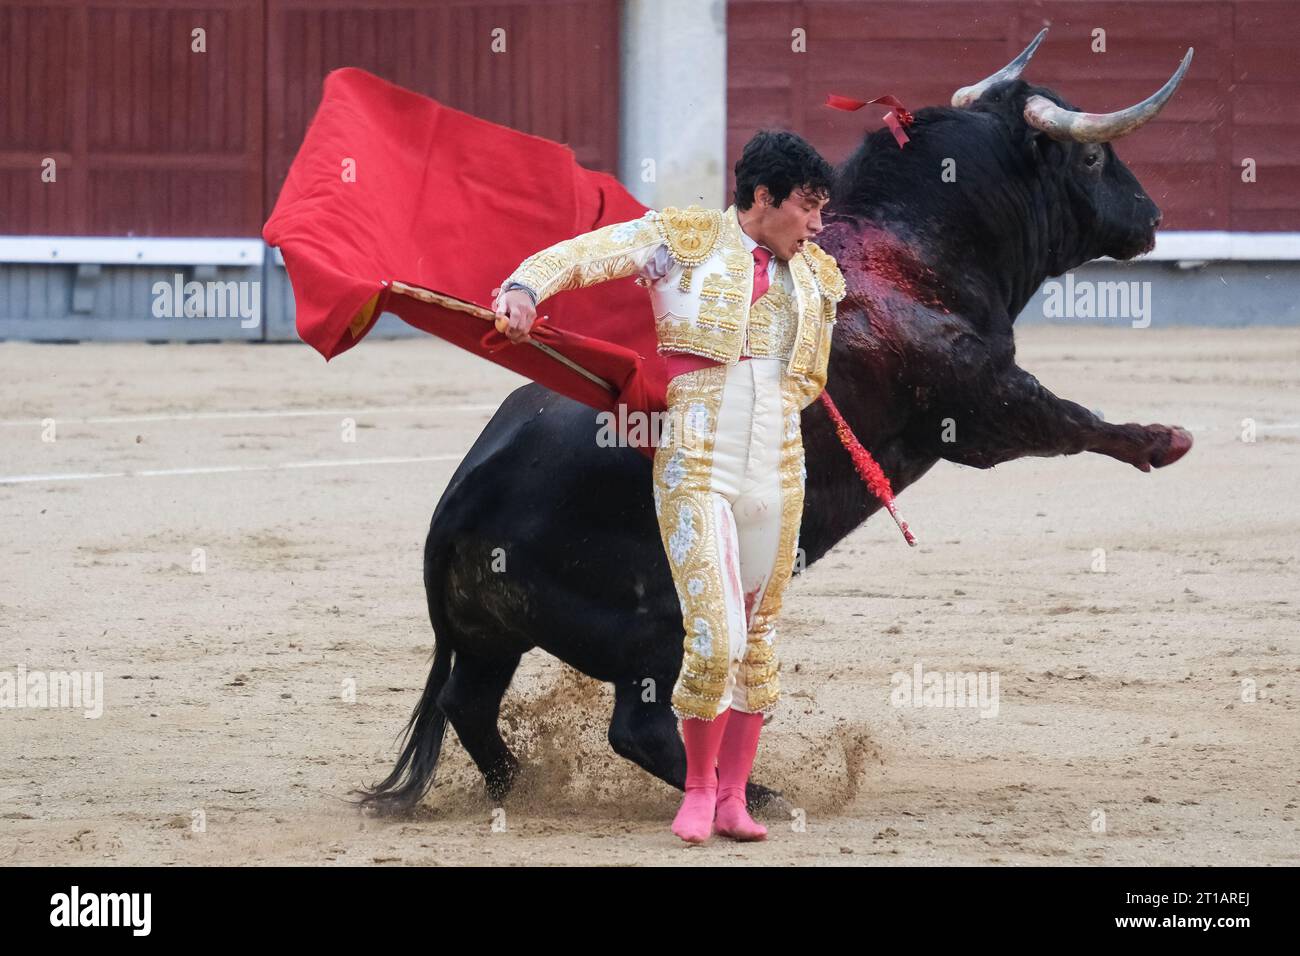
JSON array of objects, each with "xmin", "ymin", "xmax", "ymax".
[{"xmin": 733, "ymin": 129, "xmax": 834, "ymax": 211}]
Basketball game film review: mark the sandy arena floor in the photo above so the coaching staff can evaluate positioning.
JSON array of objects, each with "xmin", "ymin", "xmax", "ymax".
[{"xmin": 1, "ymin": 326, "xmax": 1296, "ymax": 865}]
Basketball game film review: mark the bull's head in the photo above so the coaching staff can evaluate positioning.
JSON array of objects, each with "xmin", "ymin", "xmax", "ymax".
[{"xmin": 952, "ymin": 29, "xmax": 1192, "ymax": 263}]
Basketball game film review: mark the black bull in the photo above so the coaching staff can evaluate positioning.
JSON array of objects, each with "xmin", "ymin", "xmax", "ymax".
[{"xmin": 358, "ymin": 35, "xmax": 1196, "ymax": 813}]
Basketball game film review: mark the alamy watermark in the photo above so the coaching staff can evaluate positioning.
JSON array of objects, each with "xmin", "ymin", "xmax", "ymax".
[
  {"xmin": 890, "ymin": 660, "xmax": 999, "ymax": 718},
  {"xmin": 595, "ymin": 402, "xmax": 705, "ymax": 450},
  {"xmin": 0, "ymin": 666, "xmax": 103, "ymax": 718},
  {"xmin": 1041, "ymin": 273, "xmax": 1152, "ymax": 328},
  {"xmin": 49, "ymin": 886, "xmax": 150, "ymax": 935},
  {"xmin": 152, "ymin": 273, "xmax": 261, "ymax": 328}
]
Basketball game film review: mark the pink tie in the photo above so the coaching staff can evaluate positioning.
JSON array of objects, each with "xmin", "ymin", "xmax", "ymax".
[{"xmin": 751, "ymin": 246, "xmax": 772, "ymax": 304}]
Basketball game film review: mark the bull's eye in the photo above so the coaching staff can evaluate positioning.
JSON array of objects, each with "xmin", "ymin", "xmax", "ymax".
[{"xmin": 1084, "ymin": 150, "xmax": 1101, "ymax": 168}]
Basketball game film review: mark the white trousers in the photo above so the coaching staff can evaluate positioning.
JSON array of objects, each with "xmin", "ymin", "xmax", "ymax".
[{"xmin": 652, "ymin": 357, "xmax": 806, "ymax": 720}]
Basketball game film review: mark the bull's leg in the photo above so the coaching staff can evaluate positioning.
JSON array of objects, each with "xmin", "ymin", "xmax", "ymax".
[
  {"xmin": 936, "ymin": 364, "xmax": 1192, "ymax": 471},
  {"xmin": 436, "ymin": 650, "xmax": 523, "ymax": 803},
  {"xmin": 607, "ymin": 680, "xmax": 782, "ymax": 810}
]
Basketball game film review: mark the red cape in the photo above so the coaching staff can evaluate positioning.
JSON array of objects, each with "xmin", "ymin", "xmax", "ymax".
[{"xmin": 263, "ymin": 67, "xmax": 667, "ymax": 437}]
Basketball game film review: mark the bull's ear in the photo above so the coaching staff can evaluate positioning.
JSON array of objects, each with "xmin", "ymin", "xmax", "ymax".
[{"xmin": 1023, "ymin": 126, "xmax": 1052, "ymax": 161}]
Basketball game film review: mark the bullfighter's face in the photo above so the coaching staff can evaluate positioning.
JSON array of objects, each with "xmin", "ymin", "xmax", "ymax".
[{"xmin": 751, "ymin": 184, "xmax": 828, "ymax": 260}]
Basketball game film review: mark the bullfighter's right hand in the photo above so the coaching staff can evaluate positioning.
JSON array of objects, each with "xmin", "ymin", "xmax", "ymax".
[{"xmin": 491, "ymin": 286, "xmax": 541, "ymax": 344}]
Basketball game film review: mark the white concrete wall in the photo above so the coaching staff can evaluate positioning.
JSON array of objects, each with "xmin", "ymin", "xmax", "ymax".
[{"xmin": 619, "ymin": 0, "xmax": 727, "ymax": 209}]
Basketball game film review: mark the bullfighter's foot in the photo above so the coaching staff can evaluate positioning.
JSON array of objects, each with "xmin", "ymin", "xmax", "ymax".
[
  {"xmin": 671, "ymin": 786, "xmax": 716, "ymax": 844},
  {"xmin": 715, "ymin": 793, "xmax": 768, "ymax": 841}
]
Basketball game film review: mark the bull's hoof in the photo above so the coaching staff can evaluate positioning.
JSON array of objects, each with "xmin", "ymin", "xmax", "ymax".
[
  {"xmin": 1151, "ymin": 426, "xmax": 1193, "ymax": 468},
  {"xmin": 484, "ymin": 755, "xmax": 520, "ymax": 803}
]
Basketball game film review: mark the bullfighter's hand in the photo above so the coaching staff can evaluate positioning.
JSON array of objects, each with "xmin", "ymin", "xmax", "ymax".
[{"xmin": 490, "ymin": 286, "xmax": 542, "ymax": 344}]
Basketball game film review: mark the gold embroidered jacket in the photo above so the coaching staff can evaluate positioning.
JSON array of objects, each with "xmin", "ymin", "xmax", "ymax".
[{"xmin": 500, "ymin": 203, "xmax": 847, "ymax": 410}]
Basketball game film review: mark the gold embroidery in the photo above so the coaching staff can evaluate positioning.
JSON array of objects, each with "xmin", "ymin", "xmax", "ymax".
[
  {"xmin": 787, "ymin": 259, "xmax": 821, "ymax": 374},
  {"xmin": 501, "ymin": 211, "xmax": 663, "ymax": 303},
  {"xmin": 788, "ymin": 304, "xmax": 836, "ymax": 410},
  {"xmin": 697, "ymin": 272, "xmax": 746, "ymax": 336},
  {"xmin": 655, "ymin": 324, "xmax": 739, "ymax": 363},
  {"xmin": 722, "ymin": 249, "xmax": 752, "ymax": 279},
  {"xmin": 745, "ymin": 308, "xmax": 770, "ymax": 356},
  {"xmin": 742, "ymin": 284, "xmax": 797, "ymax": 361},
  {"xmin": 653, "ymin": 365, "xmax": 735, "ymax": 721},
  {"xmin": 799, "ymin": 240, "xmax": 847, "ymax": 302},
  {"xmin": 656, "ymin": 205, "xmax": 723, "ymax": 265}
]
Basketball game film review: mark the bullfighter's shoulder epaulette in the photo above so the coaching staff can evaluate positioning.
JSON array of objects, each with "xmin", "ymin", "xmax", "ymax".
[
  {"xmin": 800, "ymin": 240, "xmax": 847, "ymax": 303},
  {"xmin": 656, "ymin": 204, "xmax": 723, "ymax": 266}
]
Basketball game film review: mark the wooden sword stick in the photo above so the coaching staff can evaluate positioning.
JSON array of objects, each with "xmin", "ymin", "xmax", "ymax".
[{"xmin": 387, "ymin": 280, "xmax": 615, "ymax": 395}]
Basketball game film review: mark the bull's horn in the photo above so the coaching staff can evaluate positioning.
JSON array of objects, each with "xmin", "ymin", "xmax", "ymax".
[
  {"xmin": 951, "ymin": 28, "xmax": 1048, "ymax": 108},
  {"xmin": 1023, "ymin": 48, "xmax": 1194, "ymax": 143}
]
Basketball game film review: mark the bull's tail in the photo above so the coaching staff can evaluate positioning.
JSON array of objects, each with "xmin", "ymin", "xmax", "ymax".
[
  {"xmin": 353, "ymin": 639, "xmax": 453, "ymax": 813},
  {"xmin": 354, "ymin": 499, "xmax": 465, "ymax": 814}
]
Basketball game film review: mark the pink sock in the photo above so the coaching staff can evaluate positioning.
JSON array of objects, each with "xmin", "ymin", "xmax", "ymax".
[
  {"xmin": 714, "ymin": 708, "xmax": 767, "ymax": 840},
  {"xmin": 672, "ymin": 711, "xmax": 731, "ymax": 844}
]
